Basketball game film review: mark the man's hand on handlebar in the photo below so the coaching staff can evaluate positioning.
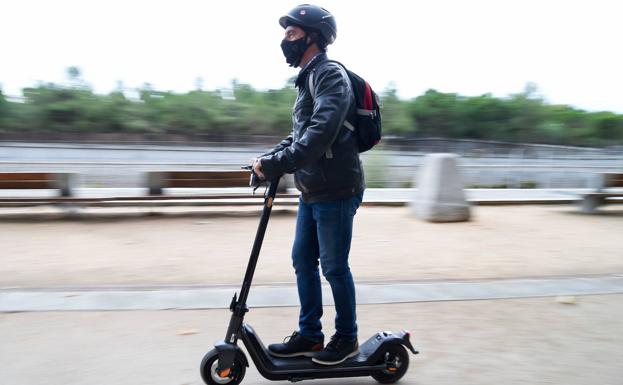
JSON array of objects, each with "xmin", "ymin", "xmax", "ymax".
[
  {"xmin": 252, "ymin": 158, "xmax": 266, "ymax": 180},
  {"xmin": 244, "ymin": 158, "xmax": 267, "ymax": 189}
]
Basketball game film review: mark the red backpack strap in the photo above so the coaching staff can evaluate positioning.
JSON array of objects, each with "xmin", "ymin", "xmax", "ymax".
[{"xmin": 363, "ymin": 81, "xmax": 373, "ymax": 110}]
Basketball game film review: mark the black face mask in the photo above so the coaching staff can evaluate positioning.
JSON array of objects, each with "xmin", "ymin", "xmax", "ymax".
[{"xmin": 280, "ymin": 36, "xmax": 309, "ymax": 67}]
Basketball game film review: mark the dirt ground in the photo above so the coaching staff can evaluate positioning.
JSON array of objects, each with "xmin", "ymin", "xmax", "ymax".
[
  {"xmin": 2, "ymin": 205, "xmax": 622, "ymax": 385},
  {"xmin": 2, "ymin": 296, "xmax": 622, "ymax": 385},
  {"xmin": 1, "ymin": 205, "xmax": 622, "ymax": 288}
]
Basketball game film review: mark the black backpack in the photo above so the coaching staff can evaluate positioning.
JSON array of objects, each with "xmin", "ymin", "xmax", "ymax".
[{"xmin": 308, "ymin": 60, "xmax": 382, "ymax": 153}]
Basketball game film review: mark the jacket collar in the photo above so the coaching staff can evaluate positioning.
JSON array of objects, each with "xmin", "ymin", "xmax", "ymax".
[{"xmin": 295, "ymin": 52, "xmax": 327, "ymax": 89}]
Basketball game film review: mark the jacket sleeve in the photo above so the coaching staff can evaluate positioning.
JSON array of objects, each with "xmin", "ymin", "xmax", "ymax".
[
  {"xmin": 260, "ymin": 135, "xmax": 293, "ymax": 157},
  {"xmin": 260, "ymin": 63, "xmax": 351, "ymax": 179}
]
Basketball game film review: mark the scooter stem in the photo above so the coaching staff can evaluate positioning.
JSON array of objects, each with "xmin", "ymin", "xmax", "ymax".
[{"xmin": 235, "ymin": 177, "xmax": 280, "ymax": 314}]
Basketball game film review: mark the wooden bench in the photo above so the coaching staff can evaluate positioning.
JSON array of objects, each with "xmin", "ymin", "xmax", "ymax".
[
  {"xmin": 580, "ymin": 172, "xmax": 623, "ymax": 213},
  {"xmin": 0, "ymin": 170, "xmax": 296, "ymax": 208},
  {"xmin": 146, "ymin": 170, "xmax": 290, "ymax": 195},
  {"xmin": 0, "ymin": 172, "xmax": 75, "ymax": 197},
  {"xmin": 147, "ymin": 170, "xmax": 250, "ymax": 195}
]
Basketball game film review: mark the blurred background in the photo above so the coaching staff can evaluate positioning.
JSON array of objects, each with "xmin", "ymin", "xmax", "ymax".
[
  {"xmin": 1, "ymin": 1, "xmax": 622, "ymax": 188},
  {"xmin": 1, "ymin": 1, "xmax": 622, "ymax": 385}
]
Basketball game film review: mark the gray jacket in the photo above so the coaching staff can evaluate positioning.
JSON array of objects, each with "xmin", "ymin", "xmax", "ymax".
[{"xmin": 260, "ymin": 53, "xmax": 365, "ymax": 203}]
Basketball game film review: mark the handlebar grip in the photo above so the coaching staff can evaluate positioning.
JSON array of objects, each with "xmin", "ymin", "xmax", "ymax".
[{"xmin": 250, "ymin": 172, "xmax": 262, "ymax": 188}]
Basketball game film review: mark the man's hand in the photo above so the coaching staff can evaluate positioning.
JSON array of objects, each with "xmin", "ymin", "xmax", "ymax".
[{"xmin": 252, "ymin": 158, "xmax": 266, "ymax": 180}]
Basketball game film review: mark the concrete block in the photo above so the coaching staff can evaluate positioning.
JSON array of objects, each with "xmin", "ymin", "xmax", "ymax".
[
  {"xmin": 579, "ymin": 194, "xmax": 604, "ymax": 214},
  {"xmin": 411, "ymin": 153, "xmax": 470, "ymax": 222},
  {"xmin": 51, "ymin": 173, "xmax": 77, "ymax": 197},
  {"xmin": 147, "ymin": 172, "xmax": 167, "ymax": 195}
]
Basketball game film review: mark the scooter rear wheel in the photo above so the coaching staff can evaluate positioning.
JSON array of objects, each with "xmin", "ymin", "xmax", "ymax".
[
  {"xmin": 371, "ymin": 344, "xmax": 410, "ymax": 384},
  {"xmin": 200, "ymin": 349, "xmax": 246, "ymax": 385}
]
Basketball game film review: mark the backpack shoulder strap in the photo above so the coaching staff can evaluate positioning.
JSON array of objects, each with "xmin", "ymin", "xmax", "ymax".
[
  {"xmin": 308, "ymin": 69, "xmax": 316, "ymax": 100},
  {"xmin": 306, "ymin": 63, "xmax": 354, "ymax": 159}
]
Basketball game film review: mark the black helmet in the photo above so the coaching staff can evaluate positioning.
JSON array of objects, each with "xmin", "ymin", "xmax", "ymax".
[{"xmin": 279, "ymin": 4, "xmax": 337, "ymax": 45}]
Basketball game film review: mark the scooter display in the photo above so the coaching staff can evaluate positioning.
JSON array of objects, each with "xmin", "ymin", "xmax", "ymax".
[{"xmin": 200, "ymin": 168, "xmax": 418, "ymax": 384}]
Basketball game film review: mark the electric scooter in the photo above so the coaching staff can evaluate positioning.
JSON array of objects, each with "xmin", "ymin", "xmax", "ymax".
[{"xmin": 200, "ymin": 168, "xmax": 418, "ymax": 384}]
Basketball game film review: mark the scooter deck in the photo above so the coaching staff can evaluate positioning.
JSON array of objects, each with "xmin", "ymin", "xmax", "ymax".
[
  {"xmin": 261, "ymin": 349, "xmax": 377, "ymax": 369},
  {"xmin": 240, "ymin": 324, "xmax": 389, "ymax": 380}
]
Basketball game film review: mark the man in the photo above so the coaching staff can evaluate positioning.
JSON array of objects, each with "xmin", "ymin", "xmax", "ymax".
[{"xmin": 252, "ymin": 4, "xmax": 365, "ymax": 366}]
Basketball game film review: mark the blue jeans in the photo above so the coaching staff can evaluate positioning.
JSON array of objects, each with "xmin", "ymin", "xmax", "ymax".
[{"xmin": 292, "ymin": 192, "xmax": 364, "ymax": 342}]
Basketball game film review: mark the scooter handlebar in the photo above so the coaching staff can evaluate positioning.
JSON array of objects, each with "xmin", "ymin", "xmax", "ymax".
[
  {"xmin": 243, "ymin": 165, "xmax": 284, "ymax": 187},
  {"xmin": 241, "ymin": 165, "xmax": 262, "ymax": 188}
]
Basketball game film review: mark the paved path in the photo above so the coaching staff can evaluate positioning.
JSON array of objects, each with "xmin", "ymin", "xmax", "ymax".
[
  {"xmin": 2, "ymin": 297, "xmax": 622, "ymax": 385},
  {"xmin": 2, "ymin": 274, "xmax": 622, "ymax": 312}
]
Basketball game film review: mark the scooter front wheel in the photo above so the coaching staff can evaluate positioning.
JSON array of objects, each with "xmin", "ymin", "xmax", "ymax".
[
  {"xmin": 371, "ymin": 344, "xmax": 410, "ymax": 384},
  {"xmin": 200, "ymin": 349, "xmax": 246, "ymax": 385}
]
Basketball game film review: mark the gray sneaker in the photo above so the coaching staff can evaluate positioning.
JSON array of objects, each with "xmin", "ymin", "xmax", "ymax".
[{"xmin": 311, "ymin": 334, "xmax": 359, "ymax": 365}]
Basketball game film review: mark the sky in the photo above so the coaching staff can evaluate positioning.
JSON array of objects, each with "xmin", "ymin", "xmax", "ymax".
[{"xmin": 1, "ymin": 0, "xmax": 622, "ymax": 112}]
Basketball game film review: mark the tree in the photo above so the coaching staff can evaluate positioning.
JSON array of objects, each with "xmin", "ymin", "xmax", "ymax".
[
  {"xmin": 380, "ymin": 86, "xmax": 416, "ymax": 136},
  {"xmin": 409, "ymin": 89, "xmax": 463, "ymax": 137},
  {"xmin": 504, "ymin": 84, "xmax": 547, "ymax": 143},
  {"xmin": 589, "ymin": 112, "xmax": 623, "ymax": 144},
  {"xmin": 67, "ymin": 66, "xmax": 81, "ymax": 80},
  {"xmin": 65, "ymin": 66, "xmax": 90, "ymax": 90},
  {"xmin": 542, "ymin": 105, "xmax": 588, "ymax": 145},
  {"xmin": 459, "ymin": 94, "xmax": 510, "ymax": 140},
  {"xmin": 0, "ymin": 87, "xmax": 7, "ymax": 122},
  {"xmin": 0, "ymin": 73, "xmax": 621, "ymax": 147}
]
